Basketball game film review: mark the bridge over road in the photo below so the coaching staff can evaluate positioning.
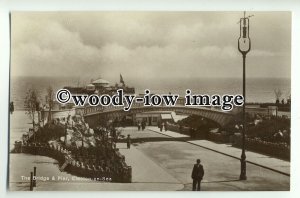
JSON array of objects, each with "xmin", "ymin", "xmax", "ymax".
[{"xmin": 75, "ymin": 100, "xmax": 239, "ymax": 128}]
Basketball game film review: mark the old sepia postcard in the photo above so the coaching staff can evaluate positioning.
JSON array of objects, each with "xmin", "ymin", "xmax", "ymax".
[{"xmin": 9, "ymin": 11, "xmax": 291, "ymax": 191}]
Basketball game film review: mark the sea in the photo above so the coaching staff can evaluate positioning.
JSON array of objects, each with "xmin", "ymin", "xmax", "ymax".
[{"xmin": 10, "ymin": 76, "xmax": 291, "ymax": 110}]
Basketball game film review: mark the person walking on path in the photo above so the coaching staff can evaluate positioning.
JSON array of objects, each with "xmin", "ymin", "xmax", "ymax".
[
  {"xmin": 126, "ymin": 134, "xmax": 131, "ymax": 149},
  {"xmin": 137, "ymin": 121, "xmax": 141, "ymax": 131},
  {"xmin": 191, "ymin": 159, "xmax": 204, "ymax": 191},
  {"xmin": 141, "ymin": 121, "xmax": 146, "ymax": 131}
]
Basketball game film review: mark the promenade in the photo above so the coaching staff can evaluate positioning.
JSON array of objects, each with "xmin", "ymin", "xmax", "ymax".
[
  {"xmin": 10, "ymin": 126, "xmax": 290, "ymax": 191},
  {"xmin": 117, "ymin": 127, "xmax": 290, "ymax": 191},
  {"xmin": 147, "ymin": 126, "xmax": 290, "ymax": 175}
]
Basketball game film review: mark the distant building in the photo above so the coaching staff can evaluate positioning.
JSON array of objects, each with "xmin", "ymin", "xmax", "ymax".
[
  {"xmin": 91, "ymin": 78, "xmax": 110, "ymax": 92},
  {"xmin": 134, "ymin": 111, "xmax": 175, "ymax": 126},
  {"xmin": 64, "ymin": 74, "xmax": 135, "ymax": 96},
  {"xmin": 63, "ymin": 86, "xmax": 93, "ymax": 95},
  {"xmin": 86, "ymin": 83, "xmax": 96, "ymax": 92}
]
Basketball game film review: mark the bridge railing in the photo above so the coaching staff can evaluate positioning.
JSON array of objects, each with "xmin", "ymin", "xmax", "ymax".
[{"xmin": 80, "ymin": 98, "xmax": 233, "ymax": 116}]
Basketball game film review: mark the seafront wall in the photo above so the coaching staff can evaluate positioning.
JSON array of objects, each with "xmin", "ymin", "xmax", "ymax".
[{"xmin": 14, "ymin": 142, "xmax": 132, "ymax": 183}]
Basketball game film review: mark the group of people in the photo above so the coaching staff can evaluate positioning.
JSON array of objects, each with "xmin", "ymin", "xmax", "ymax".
[
  {"xmin": 159, "ymin": 121, "xmax": 167, "ymax": 132},
  {"xmin": 137, "ymin": 121, "xmax": 146, "ymax": 131}
]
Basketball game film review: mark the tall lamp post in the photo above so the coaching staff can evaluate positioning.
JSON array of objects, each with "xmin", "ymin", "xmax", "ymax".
[{"xmin": 238, "ymin": 11, "xmax": 252, "ymax": 180}]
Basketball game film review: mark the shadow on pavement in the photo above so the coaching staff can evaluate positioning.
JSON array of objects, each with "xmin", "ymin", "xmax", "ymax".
[
  {"xmin": 203, "ymin": 179, "xmax": 240, "ymax": 183},
  {"xmin": 118, "ymin": 137, "xmax": 190, "ymax": 143}
]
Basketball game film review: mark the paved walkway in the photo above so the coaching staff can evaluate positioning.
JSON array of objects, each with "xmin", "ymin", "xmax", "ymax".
[
  {"xmin": 36, "ymin": 143, "xmax": 183, "ymax": 191},
  {"xmin": 14, "ymin": 146, "xmax": 183, "ymax": 191},
  {"xmin": 118, "ymin": 126, "xmax": 169, "ymax": 139},
  {"xmin": 147, "ymin": 128, "xmax": 190, "ymax": 138},
  {"xmin": 117, "ymin": 143, "xmax": 183, "ymax": 190},
  {"xmin": 147, "ymin": 126, "xmax": 290, "ymax": 176}
]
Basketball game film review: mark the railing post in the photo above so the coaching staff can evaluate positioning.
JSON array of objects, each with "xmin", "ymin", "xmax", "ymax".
[
  {"xmin": 30, "ymin": 171, "xmax": 33, "ymax": 191},
  {"xmin": 33, "ymin": 166, "xmax": 37, "ymax": 187}
]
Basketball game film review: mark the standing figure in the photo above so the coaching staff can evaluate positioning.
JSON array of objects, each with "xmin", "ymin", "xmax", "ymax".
[
  {"xmin": 141, "ymin": 121, "xmax": 146, "ymax": 131},
  {"xmin": 191, "ymin": 159, "xmax": 204, "ymax": 191},
  {"xmin": 137, "ymin": 122, "xmax": 141, "ymax": 131},
  {"xmin": 159, "ymin": 122, "xmax": 163, "ymax": 132},
  {"xmin": 126, "ymin": 134, "xmax": 131, "ymax": 149}
]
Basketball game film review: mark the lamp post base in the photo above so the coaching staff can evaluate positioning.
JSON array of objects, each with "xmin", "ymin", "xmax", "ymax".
[
  {"xmin": 239, "ymin": 173, "xmax": 247, "ymax": 180},
  {"xmin": 240, "ymin": 157, "xmax": 247, "ymax": 180}
]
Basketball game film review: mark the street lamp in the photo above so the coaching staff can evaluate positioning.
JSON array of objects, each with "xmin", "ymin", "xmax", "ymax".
[{"xmin": 238, "ymin": 11, "xmax": 252, "ymax": 180}]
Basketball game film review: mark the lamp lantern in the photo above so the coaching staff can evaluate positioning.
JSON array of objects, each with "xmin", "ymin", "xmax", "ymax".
[{"xmin": 238, "ymin": 12, "xmax": 251, "ymax": 54}]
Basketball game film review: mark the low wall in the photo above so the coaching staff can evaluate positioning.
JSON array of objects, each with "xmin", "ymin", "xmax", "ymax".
[
  {"xmin": 19, "ymin": 143, "xmax": 132, "ymax": 183},
  {"xmin": 166, "ymin": 122, "xmax": 223, "ymax": 140},
  {"xmin": 207, "ymin": 132, "xmax": 230, "ymax": 143},
  {"xmin": 165, "ymin": 123, "xmax": 190, "ymax": 135}
]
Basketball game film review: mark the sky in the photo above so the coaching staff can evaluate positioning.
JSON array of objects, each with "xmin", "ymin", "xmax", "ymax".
[{"xmin": 11, "ymin": 12, "xmax": 291, "ymax": 83}]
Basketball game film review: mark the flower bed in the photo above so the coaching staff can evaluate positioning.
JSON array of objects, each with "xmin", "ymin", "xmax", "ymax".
[{"xmin": 233, "ymin": 136, "xmax": 290, "ymax": 160}]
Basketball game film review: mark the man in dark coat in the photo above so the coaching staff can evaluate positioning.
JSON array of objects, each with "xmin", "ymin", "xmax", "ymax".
[
  {"xmin": 141, "ymin": 121, "xmax": 146, "ymax": 131},
  {"xmin": 191, "ymin": 159, "xmax": 204, "ymax": 191},
  {"xmin": 126, "ymin": 134, "xmax": 131, "ymax": 149}
]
